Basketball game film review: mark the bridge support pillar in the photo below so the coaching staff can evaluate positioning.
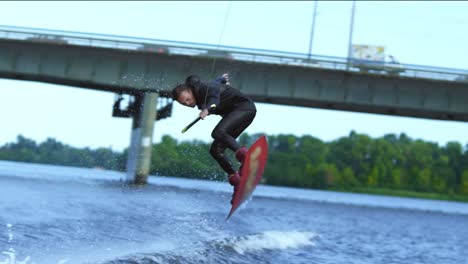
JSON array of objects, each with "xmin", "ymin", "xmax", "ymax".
[{"xmin": 125, "ymin": 92, "xmax": 158, "ymax": 184}]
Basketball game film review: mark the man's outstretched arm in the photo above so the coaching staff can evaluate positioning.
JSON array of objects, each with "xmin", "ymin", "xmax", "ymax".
[{"xmin": 210, "ymin": 73, "xmax": 230, "ymax": 85}]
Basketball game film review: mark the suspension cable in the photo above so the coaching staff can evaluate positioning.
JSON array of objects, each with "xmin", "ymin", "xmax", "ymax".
[
  {"xmin": 209, "ymin": 1, "xmax": 232, "ymax": 79},
  {"xmin": 203, "ymin": 1, "xmax": 232, "ymax": 107}
]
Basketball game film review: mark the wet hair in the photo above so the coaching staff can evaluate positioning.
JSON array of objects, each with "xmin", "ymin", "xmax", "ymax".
[
  {"xmin": 185, "ymin": 75, "xmax": 201, "ymax": 87},
  {"xmin": 171, "ymin": 84, "xmax": 192, "ymax": 100}
]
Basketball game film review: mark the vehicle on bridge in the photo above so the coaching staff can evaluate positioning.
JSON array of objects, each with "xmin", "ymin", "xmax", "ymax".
[
  {"xmin": 350, "ymin": 55, "xmax": 405, "ymax": 75},
  {"xmin": 137, "ymin": 43, "xmax": 169, "ymax": 54},
  {"xmin": 350, "ymin": 44, "xmax": 405, "ymax": 75}
]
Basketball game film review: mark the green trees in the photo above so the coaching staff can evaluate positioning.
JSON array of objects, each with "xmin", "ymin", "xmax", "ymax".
[
  {"xmin": 0, "ymin": 135, "xmax": 122, "ymax": 170},
  {"xmin": 1, "ymin": 132, "xmax": 467, "ymax": 199},
  {"xmin": 245, "ymin": 131, "xmax": 468, "ymax": 198}
]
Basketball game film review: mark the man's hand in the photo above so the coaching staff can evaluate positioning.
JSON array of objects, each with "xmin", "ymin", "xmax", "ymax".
[
  {"xmin": 199, "ymin": 109, "xmax": 209, "ymax": 119},
  {"xmin": 222, "ymin": 73, "xmax": 230, "ymax": 85}
]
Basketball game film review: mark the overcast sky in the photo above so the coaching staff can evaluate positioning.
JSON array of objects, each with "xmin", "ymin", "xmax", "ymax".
[{"xmin": 1, "ymin": 1, "xmax": 467, "ymax": 151}]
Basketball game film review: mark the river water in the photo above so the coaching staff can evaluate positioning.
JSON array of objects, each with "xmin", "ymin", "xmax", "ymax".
[{"xmin": 0, "ymin": 160, "xmax": 467, "ymax": 264}]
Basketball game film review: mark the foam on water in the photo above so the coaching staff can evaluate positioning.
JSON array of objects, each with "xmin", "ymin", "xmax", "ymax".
[
  {"xmin": 1, "ymin": 223, "xmax": 29, "ymax": 264},
  {"xmin": 1, "ymin": 224, "xmax": 70, "ymax": 264},
  {"xmin": 0, "ymin": 252, "xmax": 69, "ymax": 264},
  {"xmin": 6, "ymin": 224, "xmax": 12, "ymax": 243},
  {"xmin": 226, "ymin": 231, "xmax": 317, "ymax": 255},
  {"xmin": 99, "ymin": 230, "xmax": 318, "ymax": 264}
]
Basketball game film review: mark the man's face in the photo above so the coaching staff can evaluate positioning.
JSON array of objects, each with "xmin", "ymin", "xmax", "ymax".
[{"xmin": 177, "ymin": 90, "xmax": 196, "ymax": 108}]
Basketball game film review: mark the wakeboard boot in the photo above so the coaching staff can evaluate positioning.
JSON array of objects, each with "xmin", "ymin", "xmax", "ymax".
[
  {"xmin": 235, "ymin": 147, "xmax": 248, "ymax": 175},
  {"xmin": 235, "ymin": 147, "xmax": 248, "ymax": 163},
  {"xmin": 228, "ymin": 172, "xmax": 241, "ymax": 205}
]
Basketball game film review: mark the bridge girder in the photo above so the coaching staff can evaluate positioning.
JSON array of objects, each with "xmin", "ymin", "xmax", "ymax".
[{"xmin": 0, "ymin": 39, "xmax": 468, "ymax": 122}]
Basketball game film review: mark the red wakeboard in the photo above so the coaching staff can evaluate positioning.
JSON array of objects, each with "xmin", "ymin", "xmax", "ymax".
[{"xmin": 226, "ymin": 136, "xmax": 268, "ymax": 220}]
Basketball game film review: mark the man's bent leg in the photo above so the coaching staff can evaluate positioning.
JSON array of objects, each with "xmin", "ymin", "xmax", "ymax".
[
  {"xmin": 211, "ymin": 110, "xmax": 256, "ymax": 152},
  {"xmin": 209, "ymin": 140, "xmax": 235, "ymax": 175}
]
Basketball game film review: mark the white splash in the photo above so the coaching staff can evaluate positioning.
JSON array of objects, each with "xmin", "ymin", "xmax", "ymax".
[
  {"xmin": 231, "ymin": 231, "xmax": 317, "ymax": 254},
  {"xmin": 0, "ymin": 250, "xmax": 30, "ymax": 264},
  {"xmin": 6, "ymin": 224, "xmax": 12, "ymax": 243},
  {"xmin": 1, "ymin": 224, "xmax": 70, "ymax": 264},
  {"xmin": 1, "ymin": 225, "xmax": 28, "ymax": 264},
  {"xmin": 0, "ymin": 251, "xmax": 69, "ymax": 264}
]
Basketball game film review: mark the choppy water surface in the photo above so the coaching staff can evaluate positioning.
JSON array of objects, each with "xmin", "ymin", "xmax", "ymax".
[{"xmin": 0, "ymin": 160, "xmax": 467, "ymax": 264}]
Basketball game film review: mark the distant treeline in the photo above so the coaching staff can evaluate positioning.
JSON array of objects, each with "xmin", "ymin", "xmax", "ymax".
[
  {"xmin": 1, "ymin": 133, "xmax": 468, "ymax": 196},
  {"xmin": 0, "ymin": 135, "xmax": 125, "ymax": 171}
]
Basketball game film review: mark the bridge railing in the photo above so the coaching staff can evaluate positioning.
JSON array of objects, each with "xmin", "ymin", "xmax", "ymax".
[{"xmin": 1, "ymin": 25, "xmax": 467, "ymax": 83}]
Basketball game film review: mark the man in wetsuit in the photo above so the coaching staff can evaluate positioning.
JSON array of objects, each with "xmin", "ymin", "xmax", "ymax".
[{"xmin": 172, "ymin": 74, "xmax": 257, "ymax": 201}]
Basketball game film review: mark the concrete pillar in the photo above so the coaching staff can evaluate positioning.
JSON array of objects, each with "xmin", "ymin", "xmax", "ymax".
[{"xmin": 126, "ymin": 92, "xmax": 158, "ymax": 184}]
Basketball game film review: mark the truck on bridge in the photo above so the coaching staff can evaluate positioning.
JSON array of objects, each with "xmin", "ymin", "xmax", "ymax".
[{"xmin": 350, "ymin": 44, "xmax": 405, "ymax": 75}]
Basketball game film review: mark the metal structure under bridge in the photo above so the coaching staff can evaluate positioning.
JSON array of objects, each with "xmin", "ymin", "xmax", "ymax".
[{"xmin": 1, "ymin": 25, "xmax": 467, "ymax": 184}]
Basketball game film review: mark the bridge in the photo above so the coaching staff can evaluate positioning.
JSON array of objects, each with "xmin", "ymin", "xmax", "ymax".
[{"xmin": 1, "ymin": 25, "xmax": 467, "ymax": 184}]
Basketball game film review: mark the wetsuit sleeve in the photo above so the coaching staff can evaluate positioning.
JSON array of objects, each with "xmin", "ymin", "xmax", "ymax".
[
  {"xmin": 204, "ymin": 83, "xmax": 221, "ymax": 113},
  {"xmin": 210, "ymin": 75, "xmax": 227, "ymax": 85}
]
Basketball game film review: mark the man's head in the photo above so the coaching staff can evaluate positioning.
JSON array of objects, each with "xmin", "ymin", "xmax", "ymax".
[{"xmin": 172, "ymin": 84, "xmax": 196, "ymax": 108}]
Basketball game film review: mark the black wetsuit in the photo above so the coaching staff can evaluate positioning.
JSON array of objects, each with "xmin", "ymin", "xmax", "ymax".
[{"xmin": 186, "ymin": 76, "xmax": 257, "ymax": 174}]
